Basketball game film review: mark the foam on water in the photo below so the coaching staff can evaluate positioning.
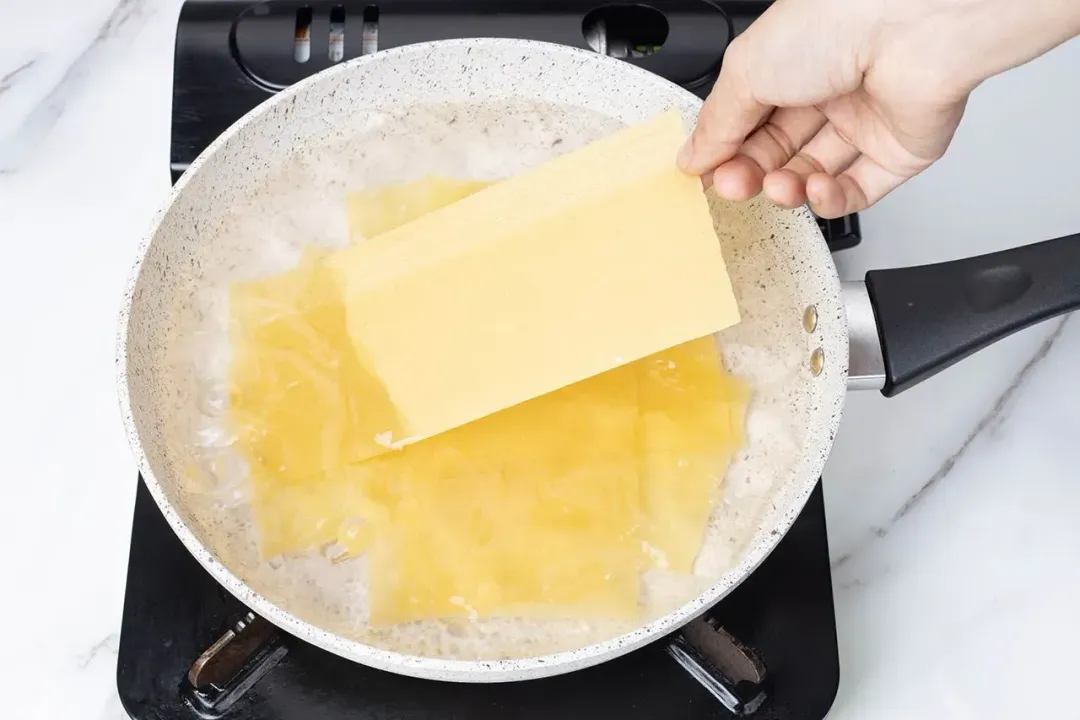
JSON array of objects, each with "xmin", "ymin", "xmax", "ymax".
[{"xmin": 148, "ymin": 98, "xmax": 811, "ymax": 661}]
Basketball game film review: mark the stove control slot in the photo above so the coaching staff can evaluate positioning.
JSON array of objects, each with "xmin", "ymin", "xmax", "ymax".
[
  {"xmin": 293, "ymin": 5, "xmax": 312, "ymax": 62},
  {"xmin": 328, "ymin": 4, "xmax": 346, "ymax": 62},
  {"xmin": 361, "ymin": 4, "xmax": 378, "ymax": 54},
  {"xmin": 181, "ymin": 612, "xmax": 287, "ymax": 718},
  {"xmin": 583, "ymin": 4, "xmax": 669, "ymax": 59},
  {"xmin": 666, "ymin": 616, "xmax": 770, "ymax": 715}
]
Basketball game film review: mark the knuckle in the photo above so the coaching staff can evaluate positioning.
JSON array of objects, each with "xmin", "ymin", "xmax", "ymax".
[
  {"xmin": 793, "ymin": 152, "xmax": 826, "ymax": 175},
  {"xmin": 758, "ymin": 122, "xmax": 797, "ymax": 160}
]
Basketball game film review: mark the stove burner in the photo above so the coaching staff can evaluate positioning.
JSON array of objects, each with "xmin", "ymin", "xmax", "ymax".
[
  {"xmin": 118, "ymin": 480, "xmax": 838, "ymax": 719},
  {"xmin": 121, "ymin": 2, "xmax": 848, "ymax": 717}
]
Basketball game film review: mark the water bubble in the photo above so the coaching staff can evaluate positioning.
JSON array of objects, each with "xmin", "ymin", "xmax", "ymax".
[
  {"xmin": 191, "ymin": 420, "xmax": 236, "ymax": 450},
  {"xmin": 198, "ymin": 382, "xmax": 229, "ymax": 417}
]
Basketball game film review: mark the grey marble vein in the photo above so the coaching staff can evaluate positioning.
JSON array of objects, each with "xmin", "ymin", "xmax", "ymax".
[
  {"xmin": 833, "ymin": 315, "xmax": 1071, "ymax": 569},
  {"xmin": 0, "ymin": 0, "xmax": 155, "ymax": 174},
  {"xmin": 77, "ymin": 633, "xmax": 119, "ymax": 669},
  {"xmin": 0, "ymin": 58, "xmax": 39, "ymax": 97}
]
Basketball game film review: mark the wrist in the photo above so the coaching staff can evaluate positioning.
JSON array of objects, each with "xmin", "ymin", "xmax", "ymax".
[
  {"xmin": 967, "ymin": 0, "xmax": 1080, "ymax": 79},
  {"xmin": 880, "ymin": 0, "xmax": 1080, "ymax": 95}
]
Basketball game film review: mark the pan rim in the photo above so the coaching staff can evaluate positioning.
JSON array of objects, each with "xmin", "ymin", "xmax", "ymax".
[{"xmin": 116, "ymin": 36, "xmax": 847, "ymax": 683}]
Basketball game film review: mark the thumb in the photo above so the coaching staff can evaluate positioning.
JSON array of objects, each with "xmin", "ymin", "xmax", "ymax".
[{"xmin": 677, "ymin": 45, "xmax": 770, "ymax": 176}]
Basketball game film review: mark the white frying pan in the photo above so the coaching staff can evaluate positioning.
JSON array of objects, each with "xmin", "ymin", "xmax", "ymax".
[{"xmin": 117, "ymin": 38, "xmax": 1080, "ymax": 684}]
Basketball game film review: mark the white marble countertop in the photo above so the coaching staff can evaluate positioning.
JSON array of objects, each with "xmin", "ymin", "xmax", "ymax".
[{"xmin": 3, "ymin": 1, "xmax": 1079, "ymax": 717}]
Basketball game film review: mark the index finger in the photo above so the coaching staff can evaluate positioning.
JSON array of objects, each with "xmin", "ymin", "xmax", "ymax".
[{"xmin": 677, "ymin": 50, "xmax": 771, "ymax": 176}]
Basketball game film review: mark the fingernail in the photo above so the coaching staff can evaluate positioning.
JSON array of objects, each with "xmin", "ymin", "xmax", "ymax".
[
  {"xmin": 806, "ymin": 186, "xmax": 821, "ymax": 207},
  {"xmin": 676, "ymin": 137, "xmax": 694, "ymax": 171}
]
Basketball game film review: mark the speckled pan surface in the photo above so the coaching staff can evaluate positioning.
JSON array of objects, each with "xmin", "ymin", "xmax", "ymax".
[{"xmin": 116, "ymin": 38, "xmax": 848, "ymax": 682}]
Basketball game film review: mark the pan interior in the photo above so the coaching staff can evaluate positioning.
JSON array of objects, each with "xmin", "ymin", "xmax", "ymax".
[{"xmin": 120, "ymin": 40, "xmax": 846, "ymax": 675}]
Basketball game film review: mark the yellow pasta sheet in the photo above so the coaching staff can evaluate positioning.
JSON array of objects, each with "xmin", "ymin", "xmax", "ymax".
[
  {"xmin": 227, "ymin": 172, "xmax": 749, "ymax": 625},
  {"xmin": 325, "ymin": 110, "xmax": 741, "ymax": 455}
]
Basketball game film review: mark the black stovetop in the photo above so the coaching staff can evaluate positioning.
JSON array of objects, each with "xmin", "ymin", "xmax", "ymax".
[{"xmin": 117, "ymin": 2, "xmax": 851, "ymax": 717}]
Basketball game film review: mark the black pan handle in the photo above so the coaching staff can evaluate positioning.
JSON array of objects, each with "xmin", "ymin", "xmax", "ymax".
[{"xmin": 864, "ymin": 232, "xmax": 1080, "ymax": 396}]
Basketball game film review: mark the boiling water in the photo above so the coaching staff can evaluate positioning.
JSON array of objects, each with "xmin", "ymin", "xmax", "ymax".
[{"xmin": 163, "ymin": 99, "xmax": 806, "ymax": 661}]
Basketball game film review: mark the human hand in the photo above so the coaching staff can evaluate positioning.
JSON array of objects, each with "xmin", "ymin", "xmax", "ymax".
[{"xmin": 677, "ymin": 0, "xmax": 1080, "ymax": 218}]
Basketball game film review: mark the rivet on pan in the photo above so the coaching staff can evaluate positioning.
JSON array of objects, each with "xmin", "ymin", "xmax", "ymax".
[
  {"xmin": 802, "ymin": 305, "xmax": 818, "ymax": 333},
  {"xmin": 810, "ymin": 348, "xmax": 825, "ymax": 376}
]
